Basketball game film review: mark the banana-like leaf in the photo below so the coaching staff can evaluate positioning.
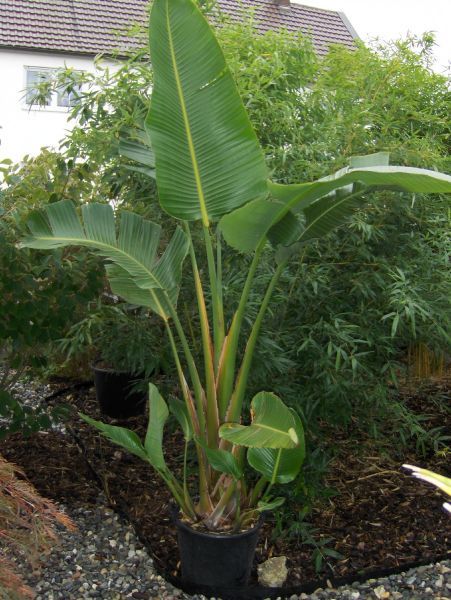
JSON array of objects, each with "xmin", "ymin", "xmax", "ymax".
[
  {"xmin": 248, "ymin": 410, "xmax": 305, "ymax": 484},
  {"xmin": 220, "ymin": 158, "xmax": 451, "ymax": 252},
  {"xmin": 144, "ymin": 384, "xmax": 169, "ymax": 471},
  {"xmin": 146, "ymin": 0, "xmax": 267, "ymax": 224},
  {"xmin": 79, "ymin": 413, "xmax": 148, "ymax": 461},
  {"xmin": 21, "ymin": 200, "xmax": 188, "ymax": 318},
  {"xmin": 169, "ymin": 397, "xmax": 193, "ymax": 441},
  {"xmin": 219, "ymin": 198, "xmax": 300, "ymax": 253},
  {"xmin": 256, "ymin": 497, "xmax": 285, "ymax": 512},
  {"xmin": 219, "ymin": 392, "xmax": 298, "ymax": 449},
  {"xmin": 106, "ymin": 264, "xmax": 178, "ymax": 319},
  {"xmin": 196, "ymin": 438, "xmax": 243, "ymax": 479}
]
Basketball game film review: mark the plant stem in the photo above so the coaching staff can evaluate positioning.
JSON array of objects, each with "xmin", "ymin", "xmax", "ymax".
[
  {"xmin": 202, "ymin": 224, "xmax": 225, "ymax": 369},
  {"xmin": 164, "ymin": 321, "xmax": 211, "ymax": 513},
  {"xmin": 183, "ymin": 439, "xmax": 190, "ymax": 508},
  {"xmin": 165, "ymin": 298, "xmax": 205, "ymax": 430},
  {"xmin": 249, "ymin": 476, "xmax": 268, "ymax": 507},
  {"xmin": 227, "ymin": 259, "xmax": 288, "ymax": 422},
  {"xmin": 184, "ymin": 223, "xmax": 219, "ymax": 448},
  {"xmin": 206, "ymin": 479, "xmax": 237, "ymax": 529},
  {"xmin": 217, "ymin": 240, "xmax": 265, "ymax": 419}
]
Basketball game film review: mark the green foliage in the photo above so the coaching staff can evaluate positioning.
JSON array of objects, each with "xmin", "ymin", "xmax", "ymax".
[
  {"xmin": 0, "ymin": 388, "xmax": 68, "ymax": 441},
  {"xmin": 60, "ymin": 303, "xmax": 167, "ymax": 378},
  {"xmin": 217, "ymin": 27, "xmax": 451, "ymax": 444},
  {"xmin": 0, "ymin": 151, "xmax": 104, "ymax": 435}
]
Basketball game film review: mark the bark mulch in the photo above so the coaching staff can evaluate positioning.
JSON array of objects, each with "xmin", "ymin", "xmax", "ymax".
[{"xmin": 2, "ymin": 377, "xmax": 450, "ymax": 592}]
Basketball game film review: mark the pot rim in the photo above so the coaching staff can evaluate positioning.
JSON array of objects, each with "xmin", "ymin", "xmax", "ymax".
[
  {"xmin": 172, "ymin": 505, "xmax": 264, "ymax": 540},
  {"xmin": 91, "ymin": 363, "xmax": 134, "ymax": 375}
]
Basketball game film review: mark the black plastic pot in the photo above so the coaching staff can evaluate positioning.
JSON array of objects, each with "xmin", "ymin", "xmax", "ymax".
[
  {"xmin": 174, "ymin": 510, "xmax": 263, "ymax": 593},
  {"xmin": 92, "ymin": 365, "xmax": 146, "ymax": 418}
]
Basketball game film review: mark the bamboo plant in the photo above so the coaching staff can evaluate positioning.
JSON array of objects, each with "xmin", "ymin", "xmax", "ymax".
[{"xmin": 21, "ymin": 0, "xmax": 451, "ymax": 531}]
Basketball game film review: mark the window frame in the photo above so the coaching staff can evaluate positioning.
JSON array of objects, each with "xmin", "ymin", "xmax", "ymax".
[{"xmin": 23, "ymin": 66, "xmax": 83, "ymax": 111}]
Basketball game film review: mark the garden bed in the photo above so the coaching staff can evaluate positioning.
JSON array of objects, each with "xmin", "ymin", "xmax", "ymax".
[{"xmin": 2, "ymin": 377, "xmax": 450, "ymax": 598}]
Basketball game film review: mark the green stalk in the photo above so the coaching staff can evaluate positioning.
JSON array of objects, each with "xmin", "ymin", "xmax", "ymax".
[
  {"xmin": 260, "ymin": 448, "xmax": 283, "ymax": 504},
  {"xmin": 249, "ymin": 476, "xmax": 268, "ymax": 507},
  {"xmin": 184, "ymin": 223, "xmax": 219, "ymax": 448},
  {"xmin": 217, "ymin": 240, "xmax": 265, "ymax": 419},
  {"xmin": 164, "ymin": 321, "xmax": 212, "ymax": 513},
  {"xmin": 226, "ymin": 259, "xmax": 288, "ymax": 422},
  {"xmin": 162, "ymin": 469, "xmax": 197, "ymax": 521},
  {"xmin": 203, "ymin": 224, "xmax": 225, "ymax": 369},
  {"xmin": 216, "ymin": 227, "xmax": 225, "ymax": 353},
  {"xmin": 205, "ymin": 479, "xmax": 237, "ymax": 529},
  {"xmin": 183, "ymin": 439, "xmax": 190, "ymax": 508},
  {"xmin": 165, "ymin": 298, "xmax": 205, "ymax": 431}
]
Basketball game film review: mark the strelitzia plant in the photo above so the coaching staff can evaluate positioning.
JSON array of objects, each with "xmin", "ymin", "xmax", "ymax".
[
  {"xmin": 21, "ymin": 0, "xmax": 451, "ymax": 532},
  {"xmin": 403, "ymin": 465, "xmax": 451, "ymax": 514}
]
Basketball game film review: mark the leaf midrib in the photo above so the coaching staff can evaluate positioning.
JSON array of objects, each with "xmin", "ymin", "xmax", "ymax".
[
  {"xmin": 30, "ymin": 234, "xmax": 166, "ymax": 292},
  {"xmin": 165, "ymin": 0, "xmax": 209, "ymax": 227}
]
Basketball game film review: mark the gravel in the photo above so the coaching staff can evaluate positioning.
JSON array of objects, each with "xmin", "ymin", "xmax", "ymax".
[
  {"xmin": 6, "ymin": 375, "xmax": 451, "ymax": 599},
  {"xmin": 18, "ymin": 499, "xmax": 451, "ymax": 600}
]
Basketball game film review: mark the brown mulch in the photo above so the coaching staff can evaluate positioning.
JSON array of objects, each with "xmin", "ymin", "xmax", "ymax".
[{"xmin": 1, "ymin": 377, "xmax": 450, "ymax": 590}]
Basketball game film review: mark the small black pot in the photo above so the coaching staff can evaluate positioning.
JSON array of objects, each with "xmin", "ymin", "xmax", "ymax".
[
  {"xmin": 92, "ymin": 365, "xmax": 146, "ymax": 418},
  {"xmin": 174, "ymin": 510, "xmax": 263, "ymax": 592}
]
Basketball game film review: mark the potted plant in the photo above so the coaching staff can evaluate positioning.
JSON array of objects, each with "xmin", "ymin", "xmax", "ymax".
[
  {"xmin": 60, "ymin": 303, "xmax": 165, "ymax": 418},
  {"xmin": 21, "ymin": 0, "xmax": 451, "ymax": 593}
]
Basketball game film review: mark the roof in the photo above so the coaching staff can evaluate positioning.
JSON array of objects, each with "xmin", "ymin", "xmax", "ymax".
[
  {"xmin": 0, "ymin": 0, "xmax": 358, "ymax": 58},
  {"xmin": 215, "ymin": 1, "xmax": 358, "ymax": 55}
]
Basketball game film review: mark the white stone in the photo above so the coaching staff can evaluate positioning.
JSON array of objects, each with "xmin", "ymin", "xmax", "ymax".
[{"xmin": 257, "ymin": 556, "xmax": 288, "ymax": 588}]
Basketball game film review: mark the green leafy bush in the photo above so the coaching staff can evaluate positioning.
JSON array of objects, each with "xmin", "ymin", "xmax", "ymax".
[{"xmin": 0, "ymin": 152, "xmax": 104, "ymax": 435}]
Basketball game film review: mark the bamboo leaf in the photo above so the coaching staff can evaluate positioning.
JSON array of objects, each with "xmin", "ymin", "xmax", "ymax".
[{"xmin": 403, "ymin": 464, "xmax": 451, "ymax": 496}]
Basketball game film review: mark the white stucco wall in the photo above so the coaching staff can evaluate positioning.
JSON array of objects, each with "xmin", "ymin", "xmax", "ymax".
[{"xmin": 0, "ymin": 49, "xmax": 115, "ymax": 163}]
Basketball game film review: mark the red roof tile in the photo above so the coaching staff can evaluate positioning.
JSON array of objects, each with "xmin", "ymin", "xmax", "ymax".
[{"xmin": 0, "ymin": 0, "xmax": 358, "ymax": 57}]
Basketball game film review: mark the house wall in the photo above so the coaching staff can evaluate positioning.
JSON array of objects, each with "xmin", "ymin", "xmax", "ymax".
[{"xmin": 0, "ymin": 49, "xmax": 116, "ymax": 163}]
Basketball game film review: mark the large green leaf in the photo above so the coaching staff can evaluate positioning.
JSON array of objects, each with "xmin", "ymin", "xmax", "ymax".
[
  {"xmin": 219, "ymin": 392, "xmax": 298, "ymax": 449},
  {"xmin": 21, "ymin": 200, "xmax": 188, "ymax": 318},
  {"xmin": 248, "ymin": 410, "xmax": 305, "ymax": 484},
  {"xmin": 146, "ymin": 0, "xmax": 267, "ymax": 224},
  {"xmin": 105, "ymin": 265, "xmax": 177, "ymax": 320},
  {"xmin": 196, "ymin": 438, "xmax": 243, "ymax": 479},
  {"xmin": 169, "ymin": 397, "xmax": 193, "ymax": 441},
  {"xmin": 79, "ymin": 413, "xmax": 148, "ymax": 461},
  {"xmin": 144, "ymin": 384, "xmax": 169, "ymax": 471},
  {"xmin": 220, "ymin": 158, "xmax": 451, "ymax": 252}
]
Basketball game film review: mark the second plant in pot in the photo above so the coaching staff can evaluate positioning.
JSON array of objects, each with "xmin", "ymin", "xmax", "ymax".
[
  {"xmin": 60, "ymin": 302, "xmax": 165, "ymax": 418},
  {"xmin": 21, "ymin": 0, "xmax": 451, "ymax": 594}
]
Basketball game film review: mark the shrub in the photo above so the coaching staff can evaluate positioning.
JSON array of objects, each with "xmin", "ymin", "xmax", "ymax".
[{"xmin": 0, "ymin": 455, "xmax": 75, "ymax": 599}]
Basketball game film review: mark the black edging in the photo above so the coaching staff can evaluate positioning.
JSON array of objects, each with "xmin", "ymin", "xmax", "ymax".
[{"xmin": 66, "ymin": 424, "xmax": 450, "ymax": 600}]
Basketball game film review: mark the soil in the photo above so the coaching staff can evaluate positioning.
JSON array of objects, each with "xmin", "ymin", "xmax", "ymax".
[{"xmin": 1, "ymin": 377, "xmax": 450, "ymax": 594}]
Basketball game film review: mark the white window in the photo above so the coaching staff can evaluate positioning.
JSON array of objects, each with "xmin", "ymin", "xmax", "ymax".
[{"xmin": 25, "ymin": 67, "xmax": 82, "ymax": 109}]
